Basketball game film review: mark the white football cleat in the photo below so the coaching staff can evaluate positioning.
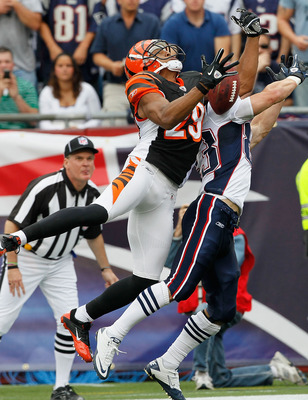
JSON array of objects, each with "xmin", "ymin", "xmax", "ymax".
[
  {"xmin": 145, "ymin": 357, "xmax": 186, "ymax": 400},
  {"xmin": 93, "ymin": 328, "xmax": 122, "ymax": 380}
]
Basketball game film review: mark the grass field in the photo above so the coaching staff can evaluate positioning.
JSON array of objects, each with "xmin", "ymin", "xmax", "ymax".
[{"xmin": 0, "ymin": 381, "xmax": 308, "ymax": 400}]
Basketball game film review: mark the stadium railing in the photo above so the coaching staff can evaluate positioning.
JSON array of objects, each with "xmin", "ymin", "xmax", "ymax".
[{"xmin": 0, "ymin": 106, "xmax": 307, "ymax": 128}]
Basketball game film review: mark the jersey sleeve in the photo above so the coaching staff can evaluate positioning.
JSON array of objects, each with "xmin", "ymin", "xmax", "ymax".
[
  {"xmin": 125, "ymin": 72, "xmax": 165, "ymax": 114},
  {"xmin": 204, "ymin": 97, "xmax": 254, "ymax": 128},
  {"xmin": 232, "ymin": 97, "xmax": 254, "ymax": 123},
  {"xmin": 8, "ymin": 178, "xmax": 46, "ymax": 229}
]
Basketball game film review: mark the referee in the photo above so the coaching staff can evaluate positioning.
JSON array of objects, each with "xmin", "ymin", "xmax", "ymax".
[{"xmin": 0, "ymin": 136, "xmax": 118, "ymax": 400}]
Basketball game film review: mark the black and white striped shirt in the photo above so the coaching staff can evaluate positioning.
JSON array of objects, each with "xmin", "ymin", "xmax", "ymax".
[{"xmin": 8, "ymin": 169, "xmax": 101, "ymax": 259}]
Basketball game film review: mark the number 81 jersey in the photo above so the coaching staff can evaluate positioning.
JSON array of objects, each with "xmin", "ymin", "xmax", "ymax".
[
  {"xmin": 126, "ymin": 71, "xmax": 205, "ymax": 186},
  {"xmin": 197, "ymin": 97, "xmax": 254, "ymax": 212},
  {"xmin": 41, "ymin": 0, "xmax": 101, "ymax": 51}
]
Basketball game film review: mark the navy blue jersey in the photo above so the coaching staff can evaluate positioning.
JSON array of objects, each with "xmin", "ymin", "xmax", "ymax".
[
  {"xmin": 243, "ymin": 0, "xmax": 281, "ymax": 60},
  {"xmin": 38, "ymin": 0, "xmax": 105, "ymax": 83}
]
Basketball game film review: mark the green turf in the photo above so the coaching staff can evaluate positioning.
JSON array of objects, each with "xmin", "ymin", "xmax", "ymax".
[{"xmin": 0, "ymin": 381, "xmax": 308, "ymax": 400}]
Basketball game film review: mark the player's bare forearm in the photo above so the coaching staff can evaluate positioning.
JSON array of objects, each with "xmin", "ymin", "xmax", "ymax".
[
  {"xmin": 250, "ymin": 78, "xmax": 298, "ymax": 116},
  {"xmin": 237, "ymin": 36, "xmax": 259, "ymax": 97},
  {"xmin": 139, "ymin": 87, "xmax": 205, "ymax": 130},
  {"xmin": 250, "ymin": 102, "xmax": 284, "ymax": 149}
]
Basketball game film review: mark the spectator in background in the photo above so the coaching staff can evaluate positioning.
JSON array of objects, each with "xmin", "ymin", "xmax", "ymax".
[
  {"xmin": 242, "ymin": 0, "xmax": 291, "ymax": 63},
  {"xmin": 277, "ymin": 0, "xmax": 308, "ymax": 106},
  {"xmin": 170, "ymin": 0, "xmax": 242, "ymax": 60},
  {"xmin": 99, "ymin": 0, "xmax": 173, "ymax": 24},
  {"xmin": 253, "ymin": 33, "xmax": 293, "ymax": 106},
  {"xmin": 90, "ymin": 0, "xmax": 161, "ymax": 126},
  {"xmin": 38, "ymin": 0, "xmax": 105, "ymax": 95},
  {"xmin": 39, "ymin": 53, "xmax": 101, "ymax": 130},
  {"xmin": 0, "ymin": 47, "xmax": 38, "ymax": 130},
  {"xmin": 0, "ymin": 0, "xmax": 42, "ymax": 87},
  {"xmin": 162, "ymin": 0, "xmax": 231, "ymax": 72},
  {"xmin": 296, "ymin": 158, "xmax": 308, "ymax": 257},
  {"xmin": 139, "ymin": 0, "xmax": 172, "ymax": 24},
  {"xmin": 0, "ymin": 136, "xmax": 118, "ymax": 400}
]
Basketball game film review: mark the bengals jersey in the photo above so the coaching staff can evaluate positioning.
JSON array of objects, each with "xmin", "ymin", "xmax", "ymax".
[
  {"xmin": 197, "ymin": 97, "xmax": 254, "ymax": 212},
  {"xmin": 125, "ymin": 71, "xmax": 205, "ymax": 186}
]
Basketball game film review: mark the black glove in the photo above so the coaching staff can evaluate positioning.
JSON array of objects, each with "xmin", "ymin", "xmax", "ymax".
[
  {"xmin": 196, "ymin": 49, "xmax": 239, "ymax": 94},
  {"xmin": 231, "ymin": 8, "xmax": 269, "ymax": 37},
  {"xmin": 266, "ymin": 55, "xmax": 291, "ymax": 82},
  {"xmin": 267, "ymin": 54, "xmax": 308, "ymax": 83}
]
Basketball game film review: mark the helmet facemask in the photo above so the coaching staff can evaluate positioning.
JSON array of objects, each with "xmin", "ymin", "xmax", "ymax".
[
  {"xmin": 125, "ymin": 39, "xmax": 186, "ymax": 79},
  {"xmin": 143, "ymin": 40, "xmax": 186, "ymax": 73}
]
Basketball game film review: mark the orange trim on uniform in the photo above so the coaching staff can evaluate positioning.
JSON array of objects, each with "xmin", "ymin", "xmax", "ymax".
[
  {"xmin": 112, "ymin": 158, "xmax": 140, "ymax": 204},
  {"xmin": 126, "ymin": 72, "xmax": 165, "ymax": 114}
]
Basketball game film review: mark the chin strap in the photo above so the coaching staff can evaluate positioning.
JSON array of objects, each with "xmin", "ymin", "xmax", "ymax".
[{"xmin": 154, "ymin": 59, "xmax": 183, "ymax": 74}]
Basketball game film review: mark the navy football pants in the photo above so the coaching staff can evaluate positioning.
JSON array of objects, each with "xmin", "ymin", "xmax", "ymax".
[{"xmin": 165, "ymin": 193, "xmax": 240, "ymax": 323}]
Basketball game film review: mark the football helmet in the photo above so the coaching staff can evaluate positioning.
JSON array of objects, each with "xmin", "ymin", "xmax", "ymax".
[{"xmin": 124, "ymin": 39, "xmax": 186, "ymax": 79}]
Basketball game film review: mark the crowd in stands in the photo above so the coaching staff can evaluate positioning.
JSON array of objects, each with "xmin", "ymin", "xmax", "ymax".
[{"xmin": 0, "ymin": 0, "xmax": 307, "ymax": 129}]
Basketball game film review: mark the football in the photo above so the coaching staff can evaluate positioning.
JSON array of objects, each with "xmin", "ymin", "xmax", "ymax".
[{"xmin": 208, "ymin": 73, "xmax": 240, "ymax": 115}]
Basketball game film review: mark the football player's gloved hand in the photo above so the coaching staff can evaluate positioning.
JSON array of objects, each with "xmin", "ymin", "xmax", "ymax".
[
  {"xmin": 267, "ymin": 54, "xmax": 308, "ymax": 83},
  {"xmin": 287, "ymin": 54, "xmax": 308, "ymax": 83},
  {"xmin": 266, "ymin": 55, "xmax": 291, "ymax": 82},
  {"xmin": 196, "ymin": 49, "xmax": 239, "ymax": 94},
  {"xmin": 231, "ymin": 8, "xmax": 269, "ymax": 37}
]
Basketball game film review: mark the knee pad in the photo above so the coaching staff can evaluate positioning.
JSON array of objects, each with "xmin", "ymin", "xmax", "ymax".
[{"xmin": 208, "ymin": 304, "xmax": 237, "ymax": 324}]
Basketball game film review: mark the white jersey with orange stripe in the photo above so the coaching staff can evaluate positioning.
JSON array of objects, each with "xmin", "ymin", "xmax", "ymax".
[{"xmin": 197, "ymin": 97, "xmax": 254, "ymax": 213}]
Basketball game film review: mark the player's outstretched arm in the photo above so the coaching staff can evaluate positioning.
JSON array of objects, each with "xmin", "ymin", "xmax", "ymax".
[
  {"xmin": 250, "ymin": 102, "xmax": 284, "ymax": 149},
  {"xmin": 231, "ymin": 8, "xmax": 269, "ymax": 97},
  {"xmin": 249, "ymin": 54, "xmax": 307, "ymax": 116},
  {"xmin": 139, "ymin": 49, "xmax": 238, "ymax": 130}
]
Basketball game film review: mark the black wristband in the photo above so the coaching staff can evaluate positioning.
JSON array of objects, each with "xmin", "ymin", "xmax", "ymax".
[
  {"xmin": 101, "ymin": 266, "xmax": 111, "ymax": 272},
  {"xmin": 8, "ymin": 265, "xmax": 19, "ymax": 270},
  {"xmin": 196, "ymin": 82, "xmax": 209, "ymax": 95}
]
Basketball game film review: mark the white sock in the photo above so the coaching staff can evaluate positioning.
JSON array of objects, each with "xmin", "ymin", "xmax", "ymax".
[
  {"xmin": 107, "ymin": 281, "xmax": 170, "ymax": 341},
  {"xmin": 161, "ymin": 310, "xmax": 220, "ymax": 370},
  {"xmin": 54, "ymin": 350, "xmax": 75, "ymax": 389},
  {"xmin": 13, "ymin": 230, "xmax": 27, "ymax": 245},
  {"xmin": 75, "ymin": 304, "xmax": 93, "ymax": 323}
]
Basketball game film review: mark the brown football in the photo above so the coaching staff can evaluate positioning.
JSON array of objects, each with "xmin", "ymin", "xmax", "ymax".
[{"xmin": 208, "ymin": 73, "xmax": 240, "ymax": 115}]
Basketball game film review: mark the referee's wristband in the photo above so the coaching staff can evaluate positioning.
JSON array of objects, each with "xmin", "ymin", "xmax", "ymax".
[
  {"xmin": 8, "ymin": 263, "xmax": 19, "ymax": 270},
  {"xmin": 101, "ymin": 266, "xmax": 111, "ymax": 272}
]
